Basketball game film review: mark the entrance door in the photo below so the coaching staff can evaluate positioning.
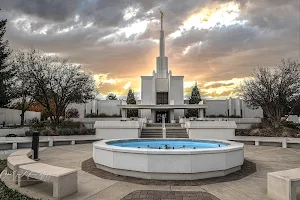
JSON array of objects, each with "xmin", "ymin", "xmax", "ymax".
[{"xmin": 156, "ymin": 111, "xmax": 169, "ymax": 123}]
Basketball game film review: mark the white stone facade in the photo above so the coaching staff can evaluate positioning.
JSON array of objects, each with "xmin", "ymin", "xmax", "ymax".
[{"xmin": 68, "ymin": 97, "xmax": 264, "ymax": 120}]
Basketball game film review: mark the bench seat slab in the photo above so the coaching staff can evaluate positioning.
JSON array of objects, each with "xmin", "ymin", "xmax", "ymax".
[
  {"xmin": 18, "ymin": 163, "xmax": 77, "ymax": 200},
  {"xmin": 7, "ymin": 156, "xmax": 36, "ymax": 184},
  {"xmin": 268, "ymin": 169, "xmax": 300, "ymax": 200},
  {"xmin": 9, "ymin": 149, "xmax": 33, "ymax": 158}
]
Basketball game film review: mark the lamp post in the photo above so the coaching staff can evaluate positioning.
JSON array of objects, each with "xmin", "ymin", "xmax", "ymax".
[
  {"xmin": 31, "ymin": 131, "xmax": 40, "ymax": 160},
  {"xmin": 162, "ymin": 114, "xmax": 166, "ymax": 138}
]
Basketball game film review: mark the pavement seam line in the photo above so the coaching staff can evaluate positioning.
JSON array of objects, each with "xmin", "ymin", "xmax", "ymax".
[
  {"xmin": 286, "ymin": 148, "xmax": 300, "ymax": 155},
  {"xmin": 84, "ymin": 181, "xmax": 120, "ymax": 200},
  {"xmin": 224, "ymin": 183, "xmax": 257, "ymax": 200},
  {"xmin": 55, "ymin": 146, "xmax": 91, "ymax": 153}
]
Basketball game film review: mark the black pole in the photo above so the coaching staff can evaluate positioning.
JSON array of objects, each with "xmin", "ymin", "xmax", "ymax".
[{"xmin": 31, "ymin": 131, "xmax": 39, "ymax": 160}]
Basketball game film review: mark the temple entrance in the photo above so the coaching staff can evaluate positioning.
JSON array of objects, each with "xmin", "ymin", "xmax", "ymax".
[{"xmin": 156, "ymin": 111, "xmax": 169, "ymax": 123}]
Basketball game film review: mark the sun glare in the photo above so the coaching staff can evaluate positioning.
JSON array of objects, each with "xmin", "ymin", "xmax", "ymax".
[
  {"xmin": 170, "ymin": 2, "xmax": 245, "ymax": 38},
  {"xmin": 123, "ymin": 7, "xmax": 139, "ymax": 20},
  {"xmin": 123, "ymin": 82, "xmax": 132, "ymax": 89},
  {"xmin": 118, "ymin": 20, "xmax": 148, "ymax": 38}
]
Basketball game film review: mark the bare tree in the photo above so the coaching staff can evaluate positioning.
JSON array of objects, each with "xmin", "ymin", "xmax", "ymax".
[
  {"xmin": 19, "ymin": 49, "xmax": 95, "ymax": 125},
  {"xmin": 240, "ymin": 59, "xmax": 300, "ymax": 127},
  {"xmin": 9, "ymin": 50, "xmax": 34, "ymax": 125}
]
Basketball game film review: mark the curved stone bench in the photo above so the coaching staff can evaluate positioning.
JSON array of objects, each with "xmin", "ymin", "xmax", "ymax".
[
  {"xmin": 268, "ymin": 168, "xmax": 300, "ymax": 200},
  {"xmin": 9, "ymin": 149, "xmax": 33, "ymax": 157},
  {"xmin": 7, "ymin": 150, "xmax": 36, "ymax": 184},
  {"xmin": 7, "ymin": 156, "xmax": 37, "ymax": 183},
  {"xmin": 18, "ymin": 163, "xmax": 77, "ymax": 200},
  {"xmin": 6, "ymin": 149, "xmax": 78, "ymax": 200}
]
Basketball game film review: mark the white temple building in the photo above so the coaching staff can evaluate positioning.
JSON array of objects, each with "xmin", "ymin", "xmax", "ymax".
[
  {"xmin": 118, "ymin": 13, "xmax": 207, "ymax": 123},
  {"xmin": 67, "ymin": 13, "xmax": 264, "ymax": 121}
]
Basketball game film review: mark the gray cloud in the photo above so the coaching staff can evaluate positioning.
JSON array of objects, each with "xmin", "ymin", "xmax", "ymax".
[{"xmin": 0, "ymin": 0, "xmax": 299, "ymax": 96}]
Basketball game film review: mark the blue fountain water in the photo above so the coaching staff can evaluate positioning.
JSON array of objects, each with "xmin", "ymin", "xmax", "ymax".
[{"xmin": 107, "ymin": 139, "xmax": 229, "ymax": 149}]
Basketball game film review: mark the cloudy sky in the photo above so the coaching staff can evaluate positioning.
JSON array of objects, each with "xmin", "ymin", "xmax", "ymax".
[{"xmin": 1, "ymin": 0, "xmax": 299, "ymax": 99}]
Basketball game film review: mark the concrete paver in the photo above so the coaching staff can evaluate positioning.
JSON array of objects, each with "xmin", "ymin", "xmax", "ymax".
[{"xmin": 3, "ymin": 144, "xmax": 300, "ymax": 200}]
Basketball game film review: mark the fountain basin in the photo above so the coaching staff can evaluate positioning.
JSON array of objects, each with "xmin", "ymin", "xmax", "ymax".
[{"xmin": 93, "ymin": 139, "xmax": 244, "ymax": 180}]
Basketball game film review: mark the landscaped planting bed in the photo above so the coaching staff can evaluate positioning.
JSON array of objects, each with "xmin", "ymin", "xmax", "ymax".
[
  {"xmin": 25, "ymin": 120, "xmax": 95, "ymax": 136},
  {"xmin": 0, "ymin": 160, "xmax": 40, "ymax": 200}
]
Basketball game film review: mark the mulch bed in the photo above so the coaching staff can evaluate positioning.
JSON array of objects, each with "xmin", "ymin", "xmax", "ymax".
[
  {"xmin": 120, "ymin": 190, "xmax": 220, "ymax": 200},
  {"xmin": 82, "ymin": 158, "xmax": 256, "ymax": 186}
]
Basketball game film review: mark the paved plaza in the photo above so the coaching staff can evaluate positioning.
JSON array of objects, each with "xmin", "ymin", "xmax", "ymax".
[{"xmin": 3, "ymin": 144, "xmax": 300, "ymax": 200}]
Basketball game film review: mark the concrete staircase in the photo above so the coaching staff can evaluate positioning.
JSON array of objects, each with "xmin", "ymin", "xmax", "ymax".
[{"xmin": 141, "ymin": 123, "xmax": 188, "ymax": 138}]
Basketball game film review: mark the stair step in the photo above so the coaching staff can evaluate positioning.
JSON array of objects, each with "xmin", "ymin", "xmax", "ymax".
[{"xmin": 147, "ymin": 123, "xmax": 181, "ymax": 127}]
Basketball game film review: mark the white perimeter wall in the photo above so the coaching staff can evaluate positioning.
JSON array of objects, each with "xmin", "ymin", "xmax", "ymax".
[
  {"xmin": 205, "ymin": 100, "xmax": 228, "ymax": 116},
  {"xmin": 205, "ymin": 98, "xmax": 263, "ymax": 118},
  {"xmin": 67, "ymin": 100, "xmax": 123, "ymax": 118},
  {"xmin": 0, "ymin": 108, "xmax": 41, "ymax": 125},
  {"xmin": 67, "ymin": 98, "xmax": 264, "ymax": 120}
]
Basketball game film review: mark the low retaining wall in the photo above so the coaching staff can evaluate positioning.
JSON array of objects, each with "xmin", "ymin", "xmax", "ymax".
[
  {"xmin": 71, "ymin": 118, "xmax": 146, "ymax": 129},
  {"xmin": 95, "ymin": 121, "xmax": 141, "ymax": 139},
  {"xmin": 186, "ymin": 121, "xmax": 237, "ymax": 140},
  {"xmin": 180, "ymin": 118, "xmax": 261, "ymax": 129},
  {"xmin": 216, "ymin": 118, "xmax": 261, "ymax": 129},
  {"xmin": 0, "ymin": 127, "xmax": 29, "ymax": 137},
  {"xmin": 231, "ymin": 136, "xmax": 300, "ymax": 149},
  {"xmin": 0, "ymin": 135, "xmax": 102, "ymax": 150}
]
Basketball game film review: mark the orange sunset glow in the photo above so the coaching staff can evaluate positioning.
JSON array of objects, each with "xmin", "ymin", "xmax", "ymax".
[{"xmin": 2, "ymin": 0, "xmax": 299, "ymax": 99}]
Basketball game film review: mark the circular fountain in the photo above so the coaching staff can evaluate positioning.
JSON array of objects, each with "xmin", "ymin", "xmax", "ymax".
[{"xmin": 93, "ymin": 139, "xmax": 244, "ymax": 180}]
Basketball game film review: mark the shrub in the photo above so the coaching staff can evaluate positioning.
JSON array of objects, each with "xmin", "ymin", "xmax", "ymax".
[
  {"xmin": 85, "ymin": 113, "xmax": 121, "ymax": 118},
  {"xmin": 28, "ymin": 117, "xmax": 40, "ymax": 125},
  {"xmin": 5, "ymin": 134, "xmax": 17, "ymax": 137},
  {"xmin": 229, "ymin": 115, "xmax": 242, "ymax": 118},
  {"xmin": 208, "ymin": 115, "xmax": 217, "ymax": 118},
  {"xmin": 58, "ymin": 120, "xmax": 84, "ymax": 129},
  {"xmin": 65, "ymin": 108, "xmax": 80, "ymax": 119},
  {"xmin": 40, "ymin": 127, "xmax": 56, "ymax": 136},
  {"xmin": 25, "ymin": 120, "xmax": 95, "ymax": 136},
  {"xmin": 58, "ymin": 128, "xmax": 74, "ymax": 135},
  {"xmin": 281, "ymin": 121, "xmax": 300, "ymax": 129}
]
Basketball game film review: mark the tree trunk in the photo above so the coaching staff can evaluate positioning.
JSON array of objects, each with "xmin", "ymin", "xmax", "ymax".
[
  {"xmin": 54, "ymin": 115, "xmax": 60, "ymax": 125},
  {"xmin": 20, "ymin": 111, "xmax": 25, "ymax": 126}
]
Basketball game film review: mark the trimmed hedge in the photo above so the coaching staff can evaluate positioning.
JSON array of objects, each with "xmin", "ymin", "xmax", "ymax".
[
  {"xmin": 85, "ymin": 113, "xmax": 121, "ymax": 118},
  {"xmin": 0, "ymin": 160, "xmax": 40, "ymax": 200}
]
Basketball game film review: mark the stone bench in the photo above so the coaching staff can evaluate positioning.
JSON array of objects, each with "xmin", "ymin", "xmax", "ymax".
[
  {"xmin": 7, "ymin": 155, "xmax": 36, "ymax": 183},
  {"xmin": 268, "ymin": 168, "xmax": 300, "ymax": 200},
  {"xmin": 9, "ymin": 149, "xmax": 33, "ymax": 157},
  {"xmin": 18, "ymin": 163, "xmax": 77, "ymax": 200}
]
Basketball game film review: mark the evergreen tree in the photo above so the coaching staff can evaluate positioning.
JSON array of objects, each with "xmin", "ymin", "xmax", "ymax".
[
  {"xmin": 126, "ymin": 88, "xmax": 138, "ymax": 117},
  {"xmin": 0, "ymin": 13, "xmax": 12, "ymax": 107},
  {"xmin": 186, "ymin": 83, "xmax": 202, "ymax": 117},
  {"xmin": 106, "ymin": 93, "xmax": 117, "ymax": 100}
]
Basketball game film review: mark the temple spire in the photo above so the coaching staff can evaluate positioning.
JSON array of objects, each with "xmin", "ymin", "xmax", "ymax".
[
  {"xmin": 156, "ymin": 9, "xmax": 168, "ymax": 78},
  {"xmin": 160, "ymin": 9, "xmax": 164, "ymax": 30},
  {"xmin": 159, "ymin": 9, "xmax": 165, "ymax": 59}
]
